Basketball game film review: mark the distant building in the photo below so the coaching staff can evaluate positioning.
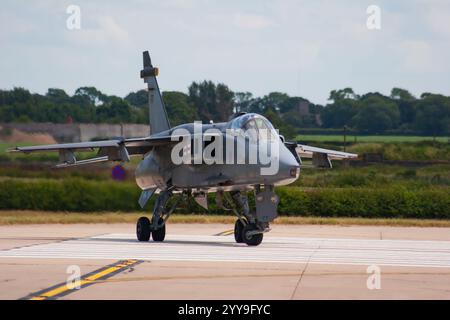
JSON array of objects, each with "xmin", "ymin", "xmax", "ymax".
[
  {"xmin": 0, "ymin": 123, "xmax": 149, "ymax": 143},
  {"xmin": 296, "ymin": 101, "xmax": 322, "ymax": 126},
  {"xmin": 297, "ymin": 101, "xmax": 310, "ymax": 115}
]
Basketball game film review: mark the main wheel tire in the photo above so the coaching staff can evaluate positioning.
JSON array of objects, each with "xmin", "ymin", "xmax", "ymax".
[
  {"xmin": 242, "ymin": 224, "xmax": 263, "ymax": 246},
  {"xmin": 151, "ymin": 217, "xmax": 166, "ymax": 242},
  {"xmin": 234, "ymin": 219, "xmax": 245, "ymax": 243},
  {"xmin": 136, "ymin": 217, "xmax": 151, "ymax": 241}
]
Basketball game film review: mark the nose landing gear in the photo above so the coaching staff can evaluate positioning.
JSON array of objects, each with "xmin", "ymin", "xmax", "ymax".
[
  {"xmin": 242, "ymin": 223, "xmax": 264, "ymax": 246},
  {"xmin": 228, "ymin": 185, "xmax": 279, "ymax": 246},
  {"xmin": 234, "ymin": 219, "xmax": 245, "ymax": 243}
]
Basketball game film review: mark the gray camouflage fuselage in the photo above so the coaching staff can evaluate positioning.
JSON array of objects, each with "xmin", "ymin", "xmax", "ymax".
[{"xmin": 135, "ymin": 119, "xmax": 301, "ymax": 193}]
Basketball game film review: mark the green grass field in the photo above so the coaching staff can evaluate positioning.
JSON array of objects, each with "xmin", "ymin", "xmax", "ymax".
[
  {"xmin": 0, "ymin": 141, "xmax": 30, "ymax": 152},
  {"xmin": 297, "ymin": 135, "xmax": 449, "ymax": 143},
  {"xmin": 1, "ymin": 211, "xmax": 450, "ymax": 227}
]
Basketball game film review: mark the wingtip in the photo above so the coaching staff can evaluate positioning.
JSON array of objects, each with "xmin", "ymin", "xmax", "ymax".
[{"xmin": 6, "ymin": 147, "xmax": 19, "ymax": 153}]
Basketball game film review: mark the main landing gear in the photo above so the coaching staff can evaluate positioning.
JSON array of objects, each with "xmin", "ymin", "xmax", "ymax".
[{"xmin": 136, "ymin": 188, "xmax": 183, "ymax": 242}]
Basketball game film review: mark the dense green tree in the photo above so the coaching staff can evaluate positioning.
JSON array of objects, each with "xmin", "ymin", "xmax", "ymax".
[
  {"xmin": 46, "ymin": 88, "xmax": 70, "ymax": 102},
  {"xmin": 74, "ymin": 87, "xmax": 108, "ymax": 106},
  {"xmin": 215, "ymin": 83, "xmax": 234, "ymax": 121},
  {"xmin": 351, "ymin": 95, "xmax": 400, "ymax": 133},
  {"xmin": 321, "ymin": 101, "xmax": 358, "ymax": 128},
  {"xmin": 282, "ymin": 110, "xmax": 304, "ymax": 127},
  {"xmin": 414, "ymin": 94, "xmax": 450, "ymax": 135},
  {"xmin": 0, "ymin": 85, "xmax": 449, "ymax": 136},
  {"xmin": 96, "ymin": 97, "xmax": 133, "ymax": 123},
  {"xmin": 390, "ymin": 88, "xmax": 416, "ymax": 126},
  {"xmin": 188, "ymin": 81, "xmax": 216, "ymax": 122},
  {"xmin": 125, "ymin": 89, "xmax": 148, "ymax": 108},
  {"xmin": 234, "ymin": 92, "xmax": 253, "ymax": 113},
  {"xmin": 0, "ymin": 87, "xmax": 32, "ymax": 105},
  {"xmin": 262, "ymin": 92, "xmax": 289, "ymax": 111},
  {"xmin": 321, "ymin": 88, "xmax": 361, "ymax": 128},
  {"xmin": 278, "ymin": 97, "xmax": 304, "ymax": 113},
  {"xmin": 188, "ymin": 81, "xmax": 234, "ymax": 122},
  {"xmin": 328, "ymin": 88, "xmax": 358, "ymax": 102},
  {"xmin": 390, "ymin": 88, "xmax": 415, "ymax": 101},
  {"xmin": 162, "ymin": 91, "xmax": 198, "ymax": 126}
]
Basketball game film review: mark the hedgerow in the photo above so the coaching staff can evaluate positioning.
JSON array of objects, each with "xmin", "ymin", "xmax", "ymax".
[{"xmin": 1, "ymin": 179, "xmax": 448, "ymax": 219}]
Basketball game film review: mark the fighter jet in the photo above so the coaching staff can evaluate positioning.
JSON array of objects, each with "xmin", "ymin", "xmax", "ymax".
[{"xmin": 9, "ymin": 51, "xmax": 357, "ymax": 246}]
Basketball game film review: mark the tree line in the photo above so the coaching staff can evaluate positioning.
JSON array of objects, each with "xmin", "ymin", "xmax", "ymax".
[{"xmin": 1, "ymin": 83, "xmax": 449, "ymax": 138}]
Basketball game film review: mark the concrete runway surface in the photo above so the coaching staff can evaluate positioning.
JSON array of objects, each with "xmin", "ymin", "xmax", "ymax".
[{"xmin": 0, "ymin": 223, "xmax": 449, "ymax": 299}]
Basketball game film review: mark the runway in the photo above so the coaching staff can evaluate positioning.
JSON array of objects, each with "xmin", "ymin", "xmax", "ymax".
[
  {"xmin": 2, "ymin": 233, "xmax": 450, "ymax": 268},
  {"xmin": 0, "ymin": 223, "xmax": 450, "ymax": 299}
]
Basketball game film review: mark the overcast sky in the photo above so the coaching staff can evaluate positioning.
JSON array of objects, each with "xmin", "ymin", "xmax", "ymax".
[{"xmin": 1, "ymin": 0, "xmax": 449, "ymax": 105}]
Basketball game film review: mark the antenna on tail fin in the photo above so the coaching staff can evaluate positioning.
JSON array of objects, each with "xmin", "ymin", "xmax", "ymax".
[{"xmin": 140, "ymin": 51, "xmax": 170, "ymax": 135}]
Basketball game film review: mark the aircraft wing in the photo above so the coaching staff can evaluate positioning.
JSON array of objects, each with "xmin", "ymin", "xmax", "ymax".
[
  {"xmin": 7, "ymin": 135, "xmax": 178, "ymax": 167},
  {"xmin": 296, "ymin": 144, "xmax": 357, "ymax": 160},
  {"xmin": 284, "ymin": 141, "xmax": 357, "ymax": 168},
  {"xmin": 10, "ymin": 140, "xmax": 123, "ymax": 153}
]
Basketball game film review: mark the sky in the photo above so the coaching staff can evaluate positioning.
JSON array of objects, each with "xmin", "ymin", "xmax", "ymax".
[{"xmin": 1, "ymin": 0, "xmax": 450, "ymax": 105}]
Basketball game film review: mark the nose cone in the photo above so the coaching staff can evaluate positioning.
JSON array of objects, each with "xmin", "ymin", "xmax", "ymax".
[
  {"xmin": 277, "ymin": 144, "xmax": 300, "ymax": 185},
  {"xmin": 280, "ymin": 145, "xmax": 301, "ymax": 168}
]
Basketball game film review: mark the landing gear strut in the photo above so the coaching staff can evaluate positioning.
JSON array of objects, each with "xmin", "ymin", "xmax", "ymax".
[
  {"xmin": 136, "ymin": 188, "xmax": 184, "ymax": 242},
  {"xmin": 137, "ymin": 187, "xmax": 278, "ymax": 246}
]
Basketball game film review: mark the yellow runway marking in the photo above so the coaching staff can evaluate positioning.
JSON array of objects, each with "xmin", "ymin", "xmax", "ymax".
[
  {"xmin": 27, "ymin": 260, "xmax": 140, "ymax": 300},
  {"xmin": 215, "ymin": 229, "xmax": 234, "ymax": 236}
]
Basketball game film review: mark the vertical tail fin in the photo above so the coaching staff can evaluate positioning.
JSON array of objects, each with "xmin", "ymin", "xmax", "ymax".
[{"xmin": 140, "ymin": 51, "xmax": 170, "ymax": 135}]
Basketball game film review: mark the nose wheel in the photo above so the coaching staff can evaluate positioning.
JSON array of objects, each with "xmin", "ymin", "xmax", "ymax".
[
  {"xmin": 234, "ymin": 219, "xmax": 264, "ymax": 246},
  {"xmin": 242, "ymin": 223, "xmax": 264, "ymax": 246},
  {"xmin": 234, "ymin": 219, "xmax": 245, "ymax": 243}
]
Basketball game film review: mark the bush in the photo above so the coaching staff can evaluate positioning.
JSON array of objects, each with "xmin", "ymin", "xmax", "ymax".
[
  {"xmin": 277, "ymin": 187, "xmax": 449, "ymax": 219},
  {"xmin": 0, "ymin": 179, "xmax": 448, "ymax": 219},
  {"xmin": 0, "ymin": 178, "xmax": 142, "ymax": 212}
]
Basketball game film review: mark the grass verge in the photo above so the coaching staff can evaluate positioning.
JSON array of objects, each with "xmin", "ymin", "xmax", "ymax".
[
  {"xmin": 1, "ymin": 210, "xmax": 450, "ymax": 227},
  {"xmin": 296, "ymin": 135, "xmax": 449, "ymax": 143}
]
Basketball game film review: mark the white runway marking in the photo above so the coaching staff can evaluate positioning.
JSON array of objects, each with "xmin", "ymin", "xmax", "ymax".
[{"xmin": 1, "ymin": 234, "xmax": 450, "ymax": 268}]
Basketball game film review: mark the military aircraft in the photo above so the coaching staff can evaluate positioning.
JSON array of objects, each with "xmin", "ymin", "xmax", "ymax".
[{"xmin": 10, "ymin": 51, "xmax": 357, "ymax": 246}]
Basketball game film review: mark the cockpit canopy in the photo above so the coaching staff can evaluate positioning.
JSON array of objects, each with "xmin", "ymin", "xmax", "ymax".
[{"xmin": 228, "ymin": 113, "xmax": 277, "ymax": 141}]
